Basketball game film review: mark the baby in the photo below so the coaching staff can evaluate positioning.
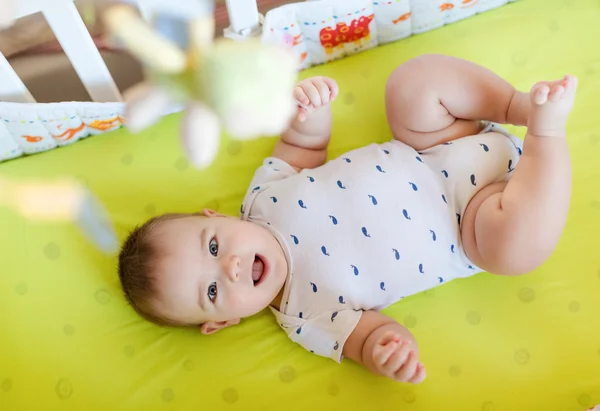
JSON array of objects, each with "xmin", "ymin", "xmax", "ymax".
[{"xmin": 118, "ymin": 54, "xmax": 577, "ymax": 384}]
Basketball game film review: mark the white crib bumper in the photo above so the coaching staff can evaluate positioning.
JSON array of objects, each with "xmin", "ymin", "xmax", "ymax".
[{"xmin": 0, "ymin": 101, "xmax": 125, "ymax": 162}]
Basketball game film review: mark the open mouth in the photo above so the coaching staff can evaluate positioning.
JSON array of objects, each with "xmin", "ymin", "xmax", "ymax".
[{"xmin": 252, "ymin": 254, "xmax": 269, "ymax": 287}]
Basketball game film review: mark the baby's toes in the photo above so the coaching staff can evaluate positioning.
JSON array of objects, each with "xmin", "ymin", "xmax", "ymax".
[
  {"xmin": 562, "ymin": 75, "xmax": 578, "ymax": 96},
  {"xmin": 548, "ymin": 84, "xmax": 565, "ymax": 102},
  {"xmin": 531, "ymin": 83, "xmax": 550, "ymax": 105}
]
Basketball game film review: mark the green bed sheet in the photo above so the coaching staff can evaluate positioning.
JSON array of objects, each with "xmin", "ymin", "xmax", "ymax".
[{"xmin": 1, "ymin": 0, "xmax": 599, "ymax": 410}]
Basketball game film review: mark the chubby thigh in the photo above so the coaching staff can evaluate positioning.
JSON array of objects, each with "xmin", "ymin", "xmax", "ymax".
[{"xmin": 416, "ymin": 129, "xmax": 523, "ymax": 271}]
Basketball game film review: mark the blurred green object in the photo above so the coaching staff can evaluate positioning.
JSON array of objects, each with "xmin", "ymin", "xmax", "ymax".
[{"xmin": 103, "ymin": 1, "xmax": 297, "ymax": 168}]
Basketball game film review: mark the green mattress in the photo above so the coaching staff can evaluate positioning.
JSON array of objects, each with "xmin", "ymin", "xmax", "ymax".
[{"xmin": 1, "ymin": 0, "xmax": 599, "ymax": 410}]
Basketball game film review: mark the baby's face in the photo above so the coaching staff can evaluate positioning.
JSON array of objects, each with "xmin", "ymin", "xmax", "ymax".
[{"xmin": 149, "ymin": 210, "xmax": 288, "ymax": 329}]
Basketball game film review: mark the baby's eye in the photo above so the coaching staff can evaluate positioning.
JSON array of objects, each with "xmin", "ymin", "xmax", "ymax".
[
  {"xmin": 208, "ymin": 282, "xmax": 218, "ymax": 302},
  {"xmin": 209, "ymin": 237, "xmax": 218, "ymax": 256}
]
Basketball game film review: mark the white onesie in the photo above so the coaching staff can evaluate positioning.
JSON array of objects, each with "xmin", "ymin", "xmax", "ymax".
[{"xmin": 240, "ymin": 123, "xmax": 523, "ymax": 362}]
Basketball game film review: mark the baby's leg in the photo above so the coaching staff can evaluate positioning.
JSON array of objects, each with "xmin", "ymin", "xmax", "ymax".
[
  {"xmin": 461, "ymin": 76, "xmax": 577, "ymax": 275},
  {"xmin": 385, "ymin": 54, "xmax": 530, "ymax": 151}
]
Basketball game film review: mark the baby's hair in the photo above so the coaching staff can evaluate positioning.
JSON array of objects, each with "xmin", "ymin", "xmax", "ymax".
[{"xmin": 118, "ymin": 212, "xmax": 197, "ymax": 327}]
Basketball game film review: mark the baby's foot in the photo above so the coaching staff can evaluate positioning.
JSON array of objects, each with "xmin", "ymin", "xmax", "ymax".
[{"xmin": 527, "ymin": 75, "xmax": 577, "ymax": 138}]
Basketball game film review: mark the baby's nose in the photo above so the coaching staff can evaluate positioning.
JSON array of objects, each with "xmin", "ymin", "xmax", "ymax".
[{"xmin": 224, "ymin": 255, "xmax": 241, "ymax": 282}]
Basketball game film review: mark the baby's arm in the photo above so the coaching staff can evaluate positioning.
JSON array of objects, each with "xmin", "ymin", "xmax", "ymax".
[
  {"xmin": 272, "ymin": 76, "xmax": 338, "ymax": 171},
  {"xmin": 343, "ymin": 310, "xmax": 426, "ymax": 383}
]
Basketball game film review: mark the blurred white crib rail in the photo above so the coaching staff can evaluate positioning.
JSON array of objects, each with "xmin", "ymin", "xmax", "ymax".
[{"xmin": 0, "ymin": 0, "xmax": 122, "ymax": 103}]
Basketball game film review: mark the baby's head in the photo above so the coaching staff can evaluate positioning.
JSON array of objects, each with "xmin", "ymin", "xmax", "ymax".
[{"xmin": 118, "ymin": 209, "xmax": 288, "ymax": 334}]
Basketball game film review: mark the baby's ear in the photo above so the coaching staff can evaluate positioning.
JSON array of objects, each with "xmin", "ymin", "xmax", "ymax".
[
  {"xmin": 199, "ymin": 319, "xmax": 240, "ymax": 335},
  {"xmin": 201, "ymin": 208, "xmax": 227, "ymax": 218}
]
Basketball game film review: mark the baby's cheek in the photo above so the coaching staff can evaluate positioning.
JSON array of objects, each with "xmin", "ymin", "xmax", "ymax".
[{"xmin": 229, "ymin": 289, "xmax": 267, "ymax": 316}]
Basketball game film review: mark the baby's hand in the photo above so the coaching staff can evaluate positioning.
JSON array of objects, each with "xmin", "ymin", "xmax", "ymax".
[
  {"xmin": 293, "ymin": 76, "xmax": 338, "ymax": 122},
  {"xmin": 372, "ymin": 331, "xmax": 426, "ymax": 384}
]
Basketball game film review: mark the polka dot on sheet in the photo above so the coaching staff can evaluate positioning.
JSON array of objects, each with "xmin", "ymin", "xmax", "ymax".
[
  {"xmin": 590, "ymin": 133, "xmax": 600, "ymax": 144},
  {"xmin": 517, "ymin": 287, "xmax": 535, "ymax": 303},
  {"xmin": 1, "ymin": 378, "xmax": 12, "ymax": 392},
  {"xmin": 343, "ymin": 92, "xmax": 355, "ymax": 105},
  {"xmin": 183, "ymin": 360, "xmax": 194, "ymax": 371},
  {"xmin": 55, "ymin": 378, "xmax": 73, "ymax": 400},
  {"xmin": 548, "ymin": 19, "xmax": 560, "ymax": 33},
  {"xmin": 144, "ymin": 203, "xmax": 157, "ymax": 215},
  {"xmin": 403, "ymin": 314, "xmax": 417, "ymax": 328},
  {"xmin": 15, "ymin": 282, "xmax": 27, "ymax": 296},
  {"xmin": 401, "ymin": 388, "xmax": 416, "ymax": 403},
  {"xmin": 124, "ymin": 345, "xmax": 135, "ymax": 357},
  {"xmin": 94, "ymin": 289, "xmax": 112, "ymax": 305},
  {"xmin": 174, "ymin": 157, "xmax": 189, "ymax": 171},
  {"xmin": 162, "ymin": 389, "xmax": 174, "ymax": 403},
  {"xmin": 327, "ymin": 383, "xmax": 340, "ymax": 396},
  {"xmin": 466, "ymin": 310, "xmax": 481, "ymax": 325},
  {"xmin": 586, "ymin": 62, "xmax": 598, "ymax": 76},
  {"xmin": 121, "ymin": 153, "xmax": 134, "ymax": 165},
  {"xmin": 569, "ymin": 301, "xmax": 581, "ymax": 313},
  {"xmin": 448, "ymin": 365, "xmax": 462, "ymax": 377},
  {"xmin": 279, "ymin": 365, "xmax": 296, "ymax": 383},
  {"xmin": 578, "ymin": 393, "xmax": 592, "ymax": 407},
  {"xmin": 511, "ymin": 50, "xmax": 528, "ymax": 67},
  {"xmin": 222, "ymin": 387, "xmax": 238, "ymax": 404},
  {"xmin": 513, "ymin": 349, "xmax": 531, "ymax": 365},
  {"xmin": 44, "ymin": 242, "xmax": 61, "ymax": 260},
  {"xmin": 481, "ymin": 401, "xmax": 496, "ymax": 411},
  {"xmin": 63, "ymin": 324, "xmax": 75, "ymax": 336}
]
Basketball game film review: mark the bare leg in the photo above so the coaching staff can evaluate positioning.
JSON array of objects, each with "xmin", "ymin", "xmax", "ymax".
[
  {"xmin": 385, "ymin": 54, "xmax": 530, "ymax": 150},
  {"xmin": 461, "ymin": 76, "xmax": 577, "ymax": 275},
  {"xmin": 385, "ymin": 54, "xmax": 575, "ymax": 275}
]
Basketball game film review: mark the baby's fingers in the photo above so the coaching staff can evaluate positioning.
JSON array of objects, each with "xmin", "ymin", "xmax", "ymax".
[
  {"xmin": 373, "ymin": 341, "xmax": 398, "ymax": 366},
  {"xmin": 407, "ymin": 362, "xmax": 426, "ymax": 384},
  {"xmin": 321, "ymin": 76, "xmax": 339, "ymax": 101},
  {"xmin": 393, "ymin": 350, "xmax": 419, "ymax": 382},
  {"xmin": 377, "ymin": 330, "xmax": 402, "ymax": 347},
  {"xmin": 293, "ymin": 87, "xmax": 310, "ymax": 106},
  {"xmin": 300, "ymin": 82, "xmax": 323, "ymax": 107},
  {"xmin": 296, "ymin": 107, "xmax": 308, "ymax": 122},
  {"xmin": 313, "ymin": 78, "xmax": 333, "ymax": 106},
  {"xmin": 381, "ymin": 341, "xmax": 412, "ymax": 375}
]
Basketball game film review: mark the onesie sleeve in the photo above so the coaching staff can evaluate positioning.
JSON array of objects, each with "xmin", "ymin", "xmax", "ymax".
[
  {"xmin": 271, "ymin": 308, "xmax": 363, "ymax": 363},
  {"xmin": 247, "ymin": 157, "xmax": 298, "ymax": 187}
]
